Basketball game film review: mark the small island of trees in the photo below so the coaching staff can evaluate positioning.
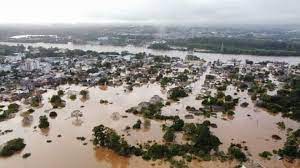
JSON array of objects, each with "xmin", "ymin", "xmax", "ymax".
[
  {"xmin": 50, "ymin": 95, "xmax": 66, "ymax": 108},
  {"xmin": 0, "ymin": 138, "xmax": 26, "ymax": 157},
  {"xmin": 39, "ymin": 115, "xmax": 50, "ymax": 129}
]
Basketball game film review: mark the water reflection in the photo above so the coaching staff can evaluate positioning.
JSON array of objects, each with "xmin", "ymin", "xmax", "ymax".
[
  {"xmin": 95, "ymin": 147, "xmax": 129, "ymax": 168},
  {"xmin": 0, "ymin": 81, "xmax": 299, "ymax": 168}
]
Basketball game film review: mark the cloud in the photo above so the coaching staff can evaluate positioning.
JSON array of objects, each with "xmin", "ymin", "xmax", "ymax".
[{"xmin": 0, "ymin": 0, "xmax": 299, "ymax": 25}]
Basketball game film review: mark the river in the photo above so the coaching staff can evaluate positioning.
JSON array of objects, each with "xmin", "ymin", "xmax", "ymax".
[{"xmin": 0, "ymin": 42, "xmax": 300, "ymax": 64}]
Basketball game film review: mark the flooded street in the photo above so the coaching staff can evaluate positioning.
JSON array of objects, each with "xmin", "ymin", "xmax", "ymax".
[
  {"xmin": 0, "ymin": 84, "xmax": 166, "ymax": 168},
  {"xmin": 0, "ymin": 77, "xmax": 299, "ymax": 168},
  {"xmin": 0, "ymin": 42, "xmax": 299, "ymax": 168},
  {"xmin": 1, "ymin": 0, "xmax": 300, "ymax": 166}
]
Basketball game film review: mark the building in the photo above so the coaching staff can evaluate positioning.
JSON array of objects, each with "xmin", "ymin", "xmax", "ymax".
[
  {"xmin": 5, "ymin": 52, "xmax": 25, "ymax": 63},
  {"xmin": 21, "ymin": 59, "xmax": 40, "ymax": 71},
  {"xmin": 0, "ymin": 64, "xmax": 11, "ymax": 71}
]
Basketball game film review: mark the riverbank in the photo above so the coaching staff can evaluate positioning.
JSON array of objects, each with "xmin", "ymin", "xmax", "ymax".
[{"xmin": 1, "ymin": 41, "xmax": 300, "ymax": 64}]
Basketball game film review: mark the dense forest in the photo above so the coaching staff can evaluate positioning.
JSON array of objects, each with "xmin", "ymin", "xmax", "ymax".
[
  {"xmin": 168, "ymin": 37, "xmax": 300, "ymax": 56},
  {"xmin": 0, "ymin": 45, "xmax": 25, "ymax": 55}
]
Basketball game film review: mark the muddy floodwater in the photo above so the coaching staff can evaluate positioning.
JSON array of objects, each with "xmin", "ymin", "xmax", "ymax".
[
  {"xmin": 1, "ymin": 41, "xmax": 300, "ymax": 64},
  {"xmin": 0, "ymin": 42, "xmax": 299, "ymax": 168},
  {"xmin": 0, "ymin": 75, "xmax": 299, "ymax": 168}
]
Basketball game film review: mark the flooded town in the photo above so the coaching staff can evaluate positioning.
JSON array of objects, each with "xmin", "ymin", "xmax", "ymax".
[
  {"xmin": 0, "ymin": 42, "xmax": 299, "ymax": 168},
  {"xmin": 0, "ymin": 1, "xmax": 300, "ymax": 167}
]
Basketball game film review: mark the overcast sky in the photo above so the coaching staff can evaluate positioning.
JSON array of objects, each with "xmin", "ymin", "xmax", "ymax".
[{"xmin": 0, "ymin": 0, "xmax": 299, "ymax": 25}]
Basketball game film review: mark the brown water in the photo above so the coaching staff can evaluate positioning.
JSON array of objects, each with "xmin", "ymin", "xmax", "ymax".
[
  {"xmin": 1, "ymin": 41, "xmax": 300, "ymax": 64},
  {"xmin": 0, "ymin": 79, "xmax": 299, "ymax": 167},
  {"xmin": 0, "ymin": 84, "xmax": 169, "ymax": 168}
]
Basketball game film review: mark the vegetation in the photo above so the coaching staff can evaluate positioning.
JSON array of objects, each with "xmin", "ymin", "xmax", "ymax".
[
  {"xmin": 22, "ymin": 153, "xmax": 31, "ymax": 159},
  {"xmin": 57, "ymin": 90, "xmax": 65, "ymax": 96},
  {"xmin": 163, "ymin": 128, "xmax": 175, "ymax": 142},
  {"xmin": 38, "ymin": 115, "xmax": 50, "ymax": 129},
  {"xmin": 27, "ymin": 108, "xmax": 35, "ymax": 113},
  {"xmin": 100, "ymin": 99, "xmax": 109, "ymax": 104},
  {"xmin": 259, "ymin": 151, "xmax": 273, "ymax": 160},
  {"xmin": 93, "ymin": 121, "xmax": 222, "ymax": 163},
  {"xmin": 7, "ymin": 103, "xmax": 20, "ymax": 113},
  {"xmin": 92, "ymin": 124, "xmax": 142, "ymax": 156},
  {"xmin": 0, "ymin": 45, "xmax": 25, "ymax": 55},
  {"xmin": 177, "ymin": 73, "xmax": 189, "ymax": 83},
  {"xmin": 170, "ymin": 117, "xmax": 185, "ymax": 131},
  {"xmin": 144, "ymin": 122, "xmax": 221, "ymax": 160},
  {"xmin": 205, "ymin": 74, "xmax": 216, "ymax": 80},
  {"xmin": 30, "ymin": 96, "xmax": 42, "ymax": 107},
  {"xmin": 0, "ymin": 138, "xmax": 26, "ymax": 157},
  {"xmin": 160, "ymin": 77, "xmax": 173, "ymax": 87},
  {"xmin": 183, "ymin": 122, "xmax": 221, "ymax": 154},
  {"xmin": 185, "ymin": 54, "xmax": 201, "ymax": 61},
  {"xmin": 168, "ymin": 37, "xmax": 300, "ymax": 56},
  {"xmin": 168, "ymin": 87, "xmax": 189, "ymax": 101},
  {"xmin": 278, "ymin": 129, "xmax": 300, "ymax": 160},
  {"xmin": 202, "ymin": 92, "xmax": 239, "ymax": 112},
  {"xmin": 50, "ymin": 95, "xmax": 65, "ymax": 108},
  {"xmin": 0, "ymin": 103, "xmax": 20, "ymax": 120},
  {"xmin": 132, "ymin": 119, "xmax": 142, "ymax": 129},
  {"xmin": 276, "ymin": 121, "xmax": 286, "ymax": 129},
  {"xmin": 228, "ymin": 144, "xmax": 247, "ymax": 162},
  {"xmin": 148, "ymin": 43, "xmax": 172, "ymax": 50},
  {"xmin": 126, "ymin": 101, "xmax": 177, "ymax": 121},
  {"xmin": 143, "ymin": 143, "xmax": 186, "ymax": 160},
  {"xmin": 257, "ymin": 77, "xmax": 300, "ymax": 121},
  {"xmin": 69, "ymin": 94, "xmax": 77, "ymax": 100},
  {"xmin": 49, "ymin": 111, "xmax": 58, "ymax": 118},
  {"xmin": 79, "ymin": 90, "xmax": 89, "ymax": 98},
  {"xmin": 0, "ymin": 110, "xmax": 9, "ymax": 120}
]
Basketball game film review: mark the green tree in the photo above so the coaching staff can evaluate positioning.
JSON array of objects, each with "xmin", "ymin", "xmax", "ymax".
[
  {"xmin": 39, "ymin": 115, "xmax": 49, "ymax": 129},
  {"xmin": 133, "ymin": 119, "xmax": 142, "ymax": 129},
  {"xmin": 0, "ymin": 138, "xmax": 26, "ymax": 156},
  {"xmin": 7, "ymin": 103, "xmax": 20, "ymax": 113},
  {"xmin": 163, "ymin": 129, "xmax": 175, "ymax": 142}
]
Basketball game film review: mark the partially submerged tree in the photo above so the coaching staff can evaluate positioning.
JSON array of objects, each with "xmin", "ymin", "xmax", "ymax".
[
  {"xmin": 50, "ymin": 95, "xmax": 65, "ymax": 108},
  {"xmin": 39, "ymin": 115, "xmax": 49, "ymax": 129},
  {"xmin": 0, "ymin": 138, "xmax": 26, "ymax": 157}
]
